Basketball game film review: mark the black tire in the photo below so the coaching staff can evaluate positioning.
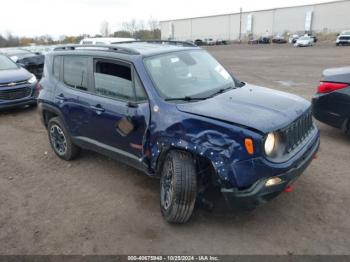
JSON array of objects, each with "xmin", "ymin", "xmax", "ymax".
[
  {"xmin": 47, "ymin": 117, "xmax": 80, "ymax": 161},
  {"xmin": 160, "ymin": 150, "xmax": 197, "ymax": 224}
]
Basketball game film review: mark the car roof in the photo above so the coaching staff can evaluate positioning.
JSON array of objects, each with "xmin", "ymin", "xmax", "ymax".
[{"xmin": 115, "ymin": 42, "xmax": 200, "ymax": 56}]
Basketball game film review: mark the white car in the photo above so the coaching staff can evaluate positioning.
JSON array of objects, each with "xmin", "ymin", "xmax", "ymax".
[
  {"xmin": 294, "ymin": 36, "xmax": 314, "ymax": 47},
  {"xmin": 289, "ymin": 34, "xmax": 299, "ymax": 44},
  {"xmin": 204, "ymin": 38, "xmax": 216, "ymax": 46},
  {"xmin": 79, "ymin": 37, "xmax": 135, "ymax": 45},
  {"xmin": 336, "ymin": 30, "xmax": 350, "ymax": 46}
]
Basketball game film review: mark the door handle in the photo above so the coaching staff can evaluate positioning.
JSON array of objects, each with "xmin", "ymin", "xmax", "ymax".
[
  {"xmin": 90, "ymin": 104, "xmax": 105, "ymax": 115},
  {"xmin": 55, "ymin": 94, "xmax": 66, "ymax": 102}
]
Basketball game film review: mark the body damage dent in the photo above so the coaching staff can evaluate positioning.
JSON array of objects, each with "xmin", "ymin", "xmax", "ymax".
[{"xmin": 146, "ymin": 115, "xmax": 262, "ymax": 187}]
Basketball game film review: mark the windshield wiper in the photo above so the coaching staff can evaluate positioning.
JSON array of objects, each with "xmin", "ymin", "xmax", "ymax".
[
  {"xmin": 165, "ymin": 96, "xmax": 208, "ymax": 102},
  {"xmin": 207, "ymin": 86, "xmax": 237, "ymax": 98}
]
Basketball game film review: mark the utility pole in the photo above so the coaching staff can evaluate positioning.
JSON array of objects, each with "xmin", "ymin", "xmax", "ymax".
[{"xmin": 239, "ymin": 7, "xmax": 242, "ymax": 43}]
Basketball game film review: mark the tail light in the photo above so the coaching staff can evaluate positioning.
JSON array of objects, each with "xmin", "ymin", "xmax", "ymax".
[{"xmin": 317, "ymin": 81, "xmax": 348, "ymax": 94}]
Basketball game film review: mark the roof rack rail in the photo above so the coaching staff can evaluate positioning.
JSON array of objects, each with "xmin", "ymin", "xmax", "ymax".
[
  {"xmin": 115, "ymin": 40, "xmax": 197, "ymax": 47},
  {"xmin": 53, "ymin": 44, "xmax": 140, "ymax": 55}
]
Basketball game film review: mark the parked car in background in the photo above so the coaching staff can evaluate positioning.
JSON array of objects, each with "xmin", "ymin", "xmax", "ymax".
[
  {"xmin": 204, "ymin": 38, "xmax": 216, "ymax": 46},
  {"xmin": 38, "ymin": 42, "xmax": 319, "ymax": 224},
  {"xmin": 0, "ymin": 54, "xmax": 38, "ymax": 110},
  {"xmin": 194, "ymin": 39, "xmax": 204, "ymax": 46},
  {"xmin": 80, "ymin": 37, "xmax": 135, "ymax": 45},
  {"xmin": 312, "ymin": 67, "xmax": 350, "ymax": 133},
  {"xmin": 258, "ymin": 37, "xmax": 271, "ymax": 44},
  {"xmin": 294, "ymin": 36, "xmax": 314, "ymax": 47},
  {"xmin": 248, "ymin": 38, "xmax": 258, "ymax": 44},
  {"xmin": 307, "ymin": 34, "xmax": 318, "ymax": 43},
  {"xmin": 0, "ymin": 48, "xmax": 44, "ymax": 79},
  {"xmin": 23, "ymin": 45, "xmax": 58, "ymax": 55},
  {"xmin": 216, "ymin": 39, "xmax": 227, "ymax": 45},
  {"xmin": 289, "ymin": 34, "xmax": 299, "ymax": 44},
  {"xmin": 248, "ymin": 37, "xmax": 271, "ymax": 44},
  {"xmin": 272, "ymin": 35, "xmax": 287, "ymax": 44},
  {"xmin": 336, "ymin": 30, "xmax": 350, "ymax": 46}
]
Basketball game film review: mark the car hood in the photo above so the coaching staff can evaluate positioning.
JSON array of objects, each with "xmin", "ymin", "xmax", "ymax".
[
  {"xmin": 176, "ymin": 84, "xmax": 310, "ymax": 133},
  {"xmin": 322, "ymin": 66, "xmax": 350, "ymax": 84},
  {"xmin": 0, "ymin": 67, "xmax": 31, "ymax": 84}
]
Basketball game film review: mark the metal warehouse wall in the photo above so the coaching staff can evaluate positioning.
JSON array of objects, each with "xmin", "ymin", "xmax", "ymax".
[{"xmin": 160, "ymin": 0, "xmax": 350, "ymax": 40}]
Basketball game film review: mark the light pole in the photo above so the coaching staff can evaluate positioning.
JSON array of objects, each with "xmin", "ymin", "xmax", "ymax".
[{"xmin": 239, "ymin": 7, "xmax": 242, "ymax": 42}]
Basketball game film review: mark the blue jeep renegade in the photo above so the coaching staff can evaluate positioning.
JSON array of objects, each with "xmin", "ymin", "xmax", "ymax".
[{"xmin": 38, "ymin": 41, "xmax": 320, "ymax": 223}]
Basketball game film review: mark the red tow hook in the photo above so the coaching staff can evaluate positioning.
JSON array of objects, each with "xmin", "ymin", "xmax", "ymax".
[
  {"xmin": 284, "ymin": 185, "xmax": 294, "ymax": 193},
  {"xmin": 313, "ymin": 154, "xmax": 318, "ymax": 160}
]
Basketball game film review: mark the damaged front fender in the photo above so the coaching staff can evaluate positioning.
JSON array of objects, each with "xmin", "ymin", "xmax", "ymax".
[{"xmin": 147, "ymin": 112, "xmax": 263, "ymax": 188}]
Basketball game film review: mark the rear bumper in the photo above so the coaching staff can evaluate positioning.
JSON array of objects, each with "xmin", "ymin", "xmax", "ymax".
[
  {"xmin": 222, "ymin": 133, "xmax": 320, "ymax": 209},
  {"xmin": 312, "ymin": 95, "xmax": 348, "ymax": 130}
]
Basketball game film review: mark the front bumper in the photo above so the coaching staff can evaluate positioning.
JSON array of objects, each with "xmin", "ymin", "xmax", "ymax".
[
  {"xmin": 0, "ymin": 98, "xmax": 37, "ymax": 110},
  {"xmin": 337, "ymin": 41, "xmax": 350, "ymax": 45},
  {"xmin": 0, "ymin": 85, "xmax": 37, "ymax": 110},
  {"xmin": 222, "ymin": 132, "xmax": 320, "ymax": 209}
]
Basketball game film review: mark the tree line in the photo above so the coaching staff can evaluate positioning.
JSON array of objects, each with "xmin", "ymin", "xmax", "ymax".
[{"xmin": 0, "ymin": 19, "xmax": 161, "ymax": 48}]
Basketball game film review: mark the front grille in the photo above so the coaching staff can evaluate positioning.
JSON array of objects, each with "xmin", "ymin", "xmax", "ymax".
[
  {"xmin": 0, "ymin": 80, "xmax": 28, "ymax": 87},
  {"xmin": 281, "ymin": 108, "xmax": 314, "ymax": 153},
  {"xmin": 0, "ymin": 87, "xmax": 32, "ymax": 101},
  {"xmin": 340, "ymin": 36, "xmax": 350, "ymax": 40}
]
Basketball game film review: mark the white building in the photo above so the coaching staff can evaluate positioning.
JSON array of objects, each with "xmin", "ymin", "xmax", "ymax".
[{"xmin": 160, "ymin": 0, "xmax": 350, "ymax": 40}]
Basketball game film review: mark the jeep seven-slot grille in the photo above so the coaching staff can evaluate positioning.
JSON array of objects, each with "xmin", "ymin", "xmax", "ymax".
[
  {"xmin": 281, "ymin": 109, "xmax": 314, "ymax": 153},
  {"xmin": 0, "ymin": 87, "xmax": 32, "ymax": 101}
]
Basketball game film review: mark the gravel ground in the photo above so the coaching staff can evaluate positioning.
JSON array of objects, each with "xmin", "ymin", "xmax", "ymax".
[{"xmin": 0, "ymin": 42, "xmax": 349, "ymax": 255}]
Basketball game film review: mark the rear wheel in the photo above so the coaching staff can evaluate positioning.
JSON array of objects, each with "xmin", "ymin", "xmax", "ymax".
[
  {"xmin": 160, "ymin": 150, "xmax": 197, "ymax": 224},
  {"xmin": 48, "ymin": 117, "xmax": 80, "ymax": 161}
]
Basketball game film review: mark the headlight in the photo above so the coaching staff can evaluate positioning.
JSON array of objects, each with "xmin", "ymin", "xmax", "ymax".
[
  {"xmin": 27, "ymin": 74, "xmax": 37, "ymax": 84},
  {"xmin": 264, "ymin": 132, "xmax": 276, "ymax": 156}
]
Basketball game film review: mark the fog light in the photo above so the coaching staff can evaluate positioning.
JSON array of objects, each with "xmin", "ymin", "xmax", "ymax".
[{"xmin": 265, "ymin": 177, "xmax": 282, "ymax": 187}]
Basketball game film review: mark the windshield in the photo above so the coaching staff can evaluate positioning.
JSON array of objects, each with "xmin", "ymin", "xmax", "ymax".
[
  {"xmin": 0, "ymin": 55, "xmax": 18, "ymax": 70},
  {"xmin": 299, "ymin": 36, "xmax": 310, "ymax": 40},
  {"xmin": 144, "ymin": 50, "xmax": 236, "ymax": 99}
]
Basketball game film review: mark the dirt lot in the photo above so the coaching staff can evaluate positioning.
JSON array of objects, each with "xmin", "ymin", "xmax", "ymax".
[{"xmin": 1, "ymin": 43, "xmax": 350, "ymax": 255}]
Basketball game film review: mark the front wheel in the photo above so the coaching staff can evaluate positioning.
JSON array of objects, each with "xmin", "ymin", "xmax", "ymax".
[{"xmin": 160, "ymin": 151, "xmax": 197, "ymax": 224}]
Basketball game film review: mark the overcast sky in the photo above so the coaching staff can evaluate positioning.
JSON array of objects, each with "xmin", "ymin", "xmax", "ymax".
[{"xmin": 0, "ymin": 0, "xmax": 340, "ymax": 37}]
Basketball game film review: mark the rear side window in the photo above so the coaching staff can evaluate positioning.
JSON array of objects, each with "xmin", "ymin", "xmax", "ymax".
[
  {"xmin": 94, "ymin": 60, "xmax": 134, "ymax": 100},
  {"xmin": 63, "ymin": 56, "xmax": 88, "ymax": 91},
  {"xmin": 53, "ymin": 56, "xmax": 60, "ymax": 79}
]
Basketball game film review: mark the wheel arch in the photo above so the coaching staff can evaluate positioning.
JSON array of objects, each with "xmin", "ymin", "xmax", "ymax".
[
  {"xmin": 39, "ymin": 103, "xmax": 66, "ymax": 129},
  {"xmin": 154, "ymin": 145, "xmax": 222, "ymax": 187}
]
